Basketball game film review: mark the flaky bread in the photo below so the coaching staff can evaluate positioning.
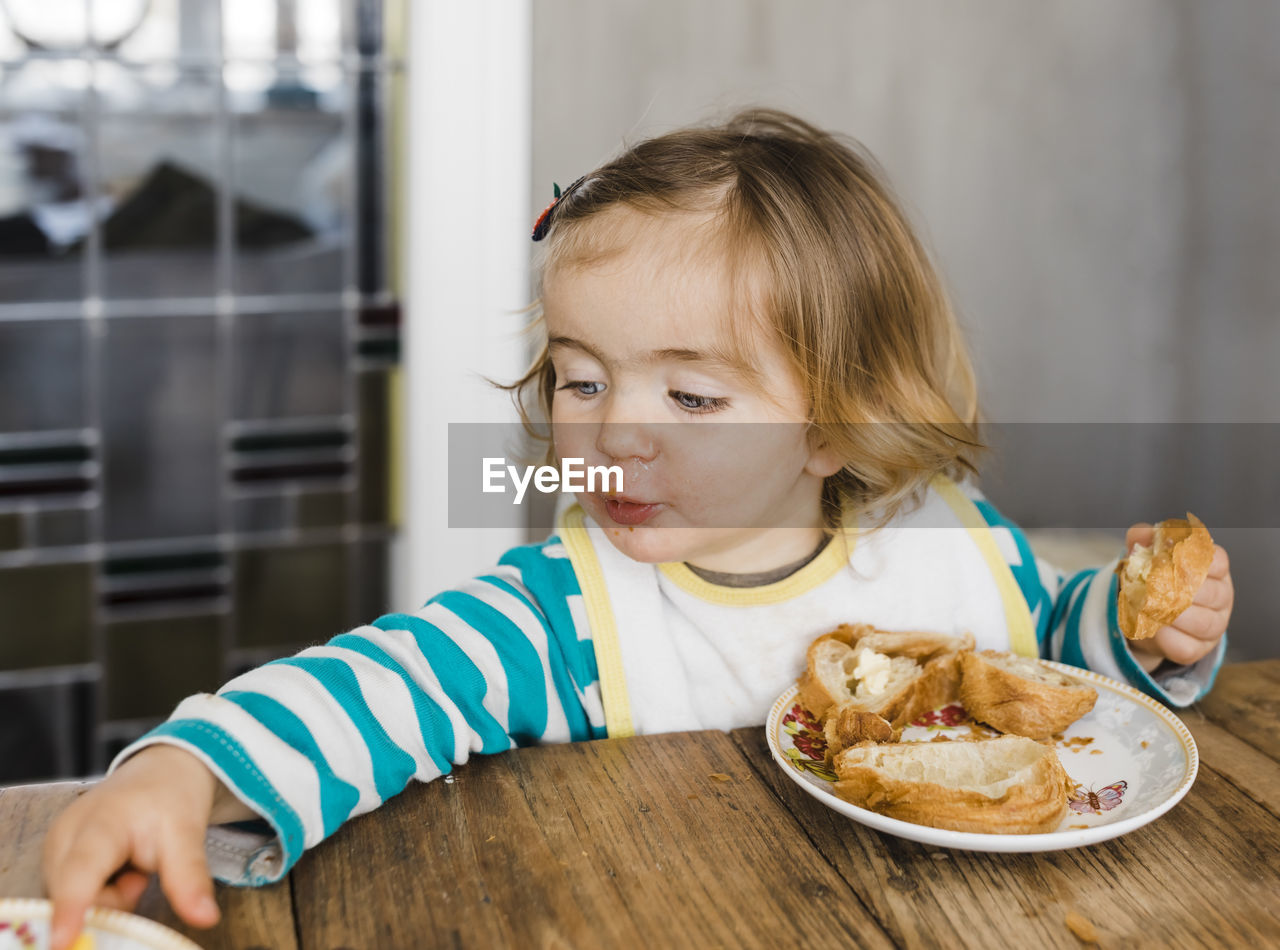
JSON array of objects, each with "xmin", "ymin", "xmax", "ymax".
[
  {"xmin": 796, "ymin": 626, "xmax": 975, "ymax": 722},
  {"xmin": 892, "ymin": 651, "xmax": 967, "ymax": 730},
  {"xmin": 796, "ymin": 640, "xmax": 920, "ymax": 722},
  {"xmin": 822, "ymin": 652, "xmax": 965, "ymax": 757},
  {"xmin": 1116, "ymin": 512, "xmax": 1214, "ymax": 640},
  {"xmin": 852, "ymin": 630, "xmax": 975, "ymax": 663},
  {"xmin": 959, "ymin": 651, "xmax": 1097, "ymax": 739},
  {"xmin": 794, "ymin": 624, "xmax": 876, "ymax": 716},
  {"xmin": 823, "ymin": 708, "xmax": 897, "ymax": 758},
  {"xmin": 832, "ymin": 735, "xmax": 1072, "ymax": 834}
]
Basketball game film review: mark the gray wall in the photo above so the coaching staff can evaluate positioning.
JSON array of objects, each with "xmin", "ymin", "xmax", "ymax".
[{"xmin": 531, "ymin": 0, "xmax": 1277, "ymax": 660}]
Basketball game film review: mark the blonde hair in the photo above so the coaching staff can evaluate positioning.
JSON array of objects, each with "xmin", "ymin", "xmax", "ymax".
[{"xmin": 501, "ymin": 108, "xmax": 985, "ymax": 531}]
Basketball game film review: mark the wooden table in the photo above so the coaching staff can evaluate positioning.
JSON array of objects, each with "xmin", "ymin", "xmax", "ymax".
[{"xmin": 3, "ymin": 661, "xmax": 1279, "ymax": 949}]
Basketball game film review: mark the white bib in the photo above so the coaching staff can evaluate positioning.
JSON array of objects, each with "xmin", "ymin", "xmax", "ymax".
[{"xmin": 556, "ymin": 475, "xmax": 1036, "ymax": 736}]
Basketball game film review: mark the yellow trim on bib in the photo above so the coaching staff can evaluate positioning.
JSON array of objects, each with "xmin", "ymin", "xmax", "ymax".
[
  {"xmin": 657, "ymin": 513, "xmax": 859, "ymax": 606},
  {"xmin": 931, "ymin": 474, "xmax": 1038, "ymax": 658},
  {"xmin": 555, "ymin": 504, "xmax": 635, "ymax": 738}
]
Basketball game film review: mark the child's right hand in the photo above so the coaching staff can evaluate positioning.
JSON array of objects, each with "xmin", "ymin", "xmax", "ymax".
[{"xmin": 42, "ymin": 745, "xmax": 226, "ymax": 950}]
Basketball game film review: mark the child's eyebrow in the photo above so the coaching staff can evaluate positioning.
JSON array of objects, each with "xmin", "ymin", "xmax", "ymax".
[{"xmin": 548, "ymin": 336, "xmax": 760, "ymax": 383}]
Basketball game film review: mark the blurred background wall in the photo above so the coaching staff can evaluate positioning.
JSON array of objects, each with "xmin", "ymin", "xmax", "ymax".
[{"xmin": 530, "ymin": 0, "xmax": 1278, "ymax": 663}]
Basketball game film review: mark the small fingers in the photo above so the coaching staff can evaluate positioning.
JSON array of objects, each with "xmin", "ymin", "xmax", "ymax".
[
  {"xmin": 1152, "ymin": 621, "xmax": 1218, "ymax": 666},
  {"xmin": 155, "ymin": 822, "xmax": 220, "ymax": 929},
  {"xmin": 102, "ymin": 869, "xmax": 151, "ymax": 910},
  {"xmin": 45, "ymin": 822, "xmax": 132, "ymax": 950},
  {"xmin": 1124, "ymin": 635, "xmax": 1165, "ymax": 673},
  {"xmin": 90, "ymin": 872, "xmax": 152, "ymax": 914},
  {"xmin": 1207, "ymin": 544, "xmax": 1230, "ymax": 578},
  {"xmin": 1192, "ymin": 572, "xmax": 1234, "ymax": 612},
  {"xmin": 1170, "ymin": 604, "xmax": 1225, "ymax": 642}
]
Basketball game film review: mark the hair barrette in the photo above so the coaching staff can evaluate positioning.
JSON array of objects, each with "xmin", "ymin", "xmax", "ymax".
[{"xmin": 531, "ymin": 175, "xmax": 587, "ymax": 242}]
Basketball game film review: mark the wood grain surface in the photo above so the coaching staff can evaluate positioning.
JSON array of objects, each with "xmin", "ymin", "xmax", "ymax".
[
  {"xmin": 1195, "ymin": 661, "xmax": 1280, "ymax": 761},
  {"xmin": 133, "ymin": 877, "xmax": 298, "ymax": 950},
  {"xmin": 0, "ymin": 783, "xmax": 88, "ymax": 899},
  {"xmin": 2, "ymin": 660, "xmax": 1278, "ymax": 950},
  {"xmin": 290, "ymin": 730, "xmax": 894, "ymax": 949},
  {"xmin": 1181, "ymin": 710, "xmax": 1280, "ymax": 819}
]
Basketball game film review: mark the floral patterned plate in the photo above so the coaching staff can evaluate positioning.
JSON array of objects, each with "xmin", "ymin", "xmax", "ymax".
[
  {"xmin": 0, "ymin": 899, "xmax": 201, "ymax": 950},
  {"xmin": 766, "ymin": 660, "xmax": 1198, "ymax": 852}
]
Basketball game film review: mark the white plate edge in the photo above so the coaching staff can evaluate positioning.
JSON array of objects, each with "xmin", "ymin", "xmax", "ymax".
[{"xmin": 0, "ymin": 898, "xmax": 203, "ymax": 950}]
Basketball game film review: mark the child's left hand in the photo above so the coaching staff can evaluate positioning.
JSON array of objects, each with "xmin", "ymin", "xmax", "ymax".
[{"xmin": 1123, "ymin": 523, "xmax": 1234, "ymax": 670}]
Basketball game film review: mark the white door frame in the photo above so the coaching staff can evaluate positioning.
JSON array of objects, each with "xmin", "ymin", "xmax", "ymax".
[{"xmin": 396, "ymin": 1, "xmax": 532, "ymax": 608}]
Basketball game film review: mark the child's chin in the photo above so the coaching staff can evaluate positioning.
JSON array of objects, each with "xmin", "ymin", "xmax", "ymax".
[{"xmin": 598, "ymin": 526, "xmax": 686, "ymax": 564}]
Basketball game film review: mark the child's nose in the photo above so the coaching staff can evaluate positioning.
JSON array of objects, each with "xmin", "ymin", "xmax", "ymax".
[{"xmin": 594, "ymin": 420, "xmax": 658, "ymax": 463}]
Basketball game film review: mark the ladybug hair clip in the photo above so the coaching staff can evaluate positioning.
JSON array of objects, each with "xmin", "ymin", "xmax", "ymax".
[{"xmin": 531, "ymin": 175, "xmax": 587, "ymax": 242}]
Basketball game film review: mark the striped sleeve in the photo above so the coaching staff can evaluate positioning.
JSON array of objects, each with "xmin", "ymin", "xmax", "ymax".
[
  {"xmin": 107, "ymin": 535, "xmax": 604, "ymax": 886},
  {"xmin": 971, "ymin": 495, "xmax": 1225, "ymax": 708}
]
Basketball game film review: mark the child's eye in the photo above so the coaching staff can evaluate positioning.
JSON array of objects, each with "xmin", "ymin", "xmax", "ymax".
[
  {"xmin": 557, "ymin": 381, "xmax": 604, "ymax": 398},
  {"xmin": 670, "ymin": 390, "xmax": 729, "ymax": 414}
]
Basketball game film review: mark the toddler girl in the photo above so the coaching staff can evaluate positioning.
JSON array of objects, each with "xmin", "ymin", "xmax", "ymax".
[{"xmin": 43, "ymin": 109, "xmax": 1233, "ymax": 949}]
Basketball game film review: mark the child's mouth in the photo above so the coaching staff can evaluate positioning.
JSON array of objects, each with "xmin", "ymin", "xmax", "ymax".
[{"xmin": 603, "ymin": 498, "xmax": 663, "ymax": 526}]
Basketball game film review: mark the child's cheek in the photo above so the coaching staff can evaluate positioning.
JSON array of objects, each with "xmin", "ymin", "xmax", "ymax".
[
  {"xmin": 664, "ymin": 425, "xmax": 780, "ymax": 496},
  {"xmin": 550, "ymin": 421, "xmax": 588, "ymax": 462}
]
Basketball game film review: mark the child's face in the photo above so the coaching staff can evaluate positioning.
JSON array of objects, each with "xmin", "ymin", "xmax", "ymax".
[{"xmin": 543, "ymin": 209, "xmax": 840, "ymax": 573}]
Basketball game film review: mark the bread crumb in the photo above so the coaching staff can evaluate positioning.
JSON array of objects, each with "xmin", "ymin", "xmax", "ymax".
[
  {"xmin": 485, "ymin": 835, "xmax": 496, "ymax": 842},
  {"xmin": 1069, "ymin": 824, "xmax": 1089, "ymax": 829},
  {"xmin": 1089, "ymin": 749, "xmax": 1103, "ymax": 755},
  {"xmin": 709, "ymin": 772, "xmax": 732, "ymax": 783},
  {"xmin": 931, "ymin": 851, "xmax": 950, "ymax": 861},
  {"xmin": 1141, "ymin": 740, "xmax": 1149, "ymax": 749},
  {"xmin": 1064, "ymin": 911, "xmax": 1099, "ymax": 944},
  {"xmin": 964, "ymin": 722, "xmax": 1002, "ymax": 740}
]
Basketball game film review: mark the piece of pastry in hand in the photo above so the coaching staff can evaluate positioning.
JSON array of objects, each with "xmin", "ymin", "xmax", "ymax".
[
  {"xmin": 1116, "ymin": 512, "xmax": 1215, "ymax": 641},
  {"xmin": 959, "ymin": 650, "xmax": 1097, "ymax": 739},
  {"xmin": 796, "ymin": 623, "xmax": 974, "ymax": 723},
  {"xmin": 832, "ymin": 734, "xmax": 1073, "ymax": 834}
]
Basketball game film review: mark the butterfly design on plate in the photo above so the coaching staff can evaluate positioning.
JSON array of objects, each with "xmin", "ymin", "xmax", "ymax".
[{"xmin": 1069, "ymin": 780, "xmax": 1128, "ymax": 815}]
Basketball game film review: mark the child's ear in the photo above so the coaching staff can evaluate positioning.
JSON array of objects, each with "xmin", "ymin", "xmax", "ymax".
[{"xmin": 804, "ymin": 435, "xmax": 844, "ymax": 479}]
